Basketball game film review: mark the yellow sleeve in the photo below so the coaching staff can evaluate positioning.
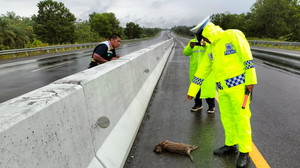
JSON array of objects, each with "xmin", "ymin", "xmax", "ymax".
[
  {"xmin": 187, "ymin": 48, "xmax": 213, "ymax": 97},
  {"xmin": 230, "ymin": 30, "xmax": 257, "ymax": 85},
  {"xmin": 183, "ymin": 39, "xmax": 197, "ymax": 56},
  {"xmin": 183, "ymin": 43, "xmax": 192, "ymax": 56}
]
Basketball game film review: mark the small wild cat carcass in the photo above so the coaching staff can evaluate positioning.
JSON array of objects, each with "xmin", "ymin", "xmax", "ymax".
[{"xmin": 153, "ymin": 140, "xmax": 198, "ymax": 162}]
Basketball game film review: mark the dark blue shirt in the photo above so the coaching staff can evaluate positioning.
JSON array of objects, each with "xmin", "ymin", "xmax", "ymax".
[{"xmin": 93, "ymin": 43, "xmax": 116, "ymax": 61}]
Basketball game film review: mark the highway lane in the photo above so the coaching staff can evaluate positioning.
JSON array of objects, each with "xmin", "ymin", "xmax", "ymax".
[
  {"xmin": 124, "ymin": 35, "xmax": 300, "ymax": 167},
  {"xmin": 0, "ymin": 31, "xmax": 170, "ymax": 103},
  {"xmin": 251, "ymin": 61, "xmax": 300, "ymax": 168}
]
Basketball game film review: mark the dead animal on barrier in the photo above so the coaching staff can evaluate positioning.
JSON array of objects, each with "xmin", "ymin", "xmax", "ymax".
[{"xmin": 153, "ymin": 140, "xmax": 198, "ymax": 162}]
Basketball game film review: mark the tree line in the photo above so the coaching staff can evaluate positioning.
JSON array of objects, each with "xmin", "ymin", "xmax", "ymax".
[
  {"xmin": 172, "ymin": 0, "xmax": 300, "ymax": 42},
  {"xmin": 0, "ymin": 0, "xmax": 161, "ymax": 50}
]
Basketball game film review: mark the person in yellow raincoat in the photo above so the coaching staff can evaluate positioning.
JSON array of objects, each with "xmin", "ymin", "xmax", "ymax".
[
  {"xmin": 186, "ymin": 16, "xmax": 257, "ymax": 168},
  {"xmin": 183, "ymin": 38, "xmax": 216, "ymax": 113}
]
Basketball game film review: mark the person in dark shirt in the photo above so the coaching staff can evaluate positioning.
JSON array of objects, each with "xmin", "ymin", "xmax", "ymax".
[{"xmin": 88, "ymin": 34, "xmax": 122, "ymax": 68}]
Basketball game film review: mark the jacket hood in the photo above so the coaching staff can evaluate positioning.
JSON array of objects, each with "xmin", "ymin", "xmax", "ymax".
[{"xmin": 202, "ymin": 22, "xmax": 224, "ymax": 43}]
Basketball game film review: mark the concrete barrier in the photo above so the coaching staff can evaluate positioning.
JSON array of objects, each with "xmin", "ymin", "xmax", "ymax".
[{"xmin": 0, "ymin": 38, "xmax": 174, "ymax": 168}]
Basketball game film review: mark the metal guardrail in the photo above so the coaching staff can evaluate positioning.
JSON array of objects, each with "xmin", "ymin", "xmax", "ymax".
[
  {"xmin": 249, "ymin": 40, "xmax": 300, "ymax": 49},
  {"xmin": 248, "ymin": 40, "xmax": 300, "ymax": 72},
  {"xmin": 0, "ymin": 43, "xmax": 98, "ymax": 57},
  {"xmin": 251, "ymin": 47, "xmax": 300, "ymax": 74},
  {"xmin": 3, "ymin": 39, "xmax": 298, "ymax": 57}
]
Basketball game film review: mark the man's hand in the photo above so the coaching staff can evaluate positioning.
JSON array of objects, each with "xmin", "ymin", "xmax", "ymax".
[
  {"xmin": 111, "ymin": 56, "xmax": 120, "ymax": 60},
  {"xmin": 246, "ymin": 84, "xmax": 254, "ymax": 93},
  {"xmin": 190, "ymin": 42, "xmax": 196, "ymax": 48},
  {"xmin": 184, "ymin": 95, "xmax": 194, "ymax": 102}
]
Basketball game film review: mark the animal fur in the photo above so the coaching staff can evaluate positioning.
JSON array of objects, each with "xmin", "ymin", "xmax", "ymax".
[{"xmin": 153, "ymin": 140, "xmax": 198, "ymax": 162}]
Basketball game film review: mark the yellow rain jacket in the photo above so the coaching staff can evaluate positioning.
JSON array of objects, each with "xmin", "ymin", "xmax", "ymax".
[
  {"xmin": 187, "ymin": 23, "xmax": 257, "ymax": 97},
  {"xmin": 187, "ymin": 22, "xmax": 257, "ymax": 153},
  {"xmin": 183, "ymin": 39, "xmax": 215, "ymax": 98}
]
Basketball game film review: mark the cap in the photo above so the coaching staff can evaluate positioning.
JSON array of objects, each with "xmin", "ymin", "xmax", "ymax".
[{"xmin": 190, "ymin": 16, "xmax": 210, "ymax": 35}]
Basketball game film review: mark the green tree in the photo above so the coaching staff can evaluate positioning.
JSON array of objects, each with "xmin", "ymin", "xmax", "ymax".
[
  {"xmin": 32, "ymin": 0, "xmax": 76, "ymax": 44},
  {"xmin": 250, "ymin": 0, "xmax": 300, "ymax": 40},
  {"xmin": 251, "ymin": 0, "xmax": 288, "ymax": 38},
  {"xmin": 0, "ymin": 17, "xmax": 15, "ymax": 49},
  {"xmin": 11, "ymin": 24, "xmax": 30, "ymax": 48},
  {"xmin": 141, "ymin": 27, "xmax": 161, "ymax": 37},
  {"xmin": 124, "ymin": 22, "xmax": 142, "ymax": 39},
  {"xmin": 208, "ymin": 0, "xmax": 300, "ymax": 41},
  {"xmin": 89, "ymin": 12, "xmax": 122, "ymax": 38},
  {"xmin": 286, "ymin": 0, "xmax": 300, "ymax": 41},
  {"xmin": 211, "ymin": 12, "xmax": 247, "ymax": 32},
  {"xmin": 171, "ymin": 26, "xmax": 194, "ymax": 37},
  {"xmin": 74, "ymin": 20, "xmax": 99, "ymax": 43},
  {"xmin": 0, "ymin": 12, "xmax": 34, "ymax": 49}
]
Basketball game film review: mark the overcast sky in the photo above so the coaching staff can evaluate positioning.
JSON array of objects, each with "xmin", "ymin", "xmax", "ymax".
[{"xmin": 0, "ymin": 0, "xmax": 257, "ymax": 28}]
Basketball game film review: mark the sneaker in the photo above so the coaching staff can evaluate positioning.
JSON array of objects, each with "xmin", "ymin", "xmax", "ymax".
[
  {"xmin": 213, "ymin": 145, "xmax": 238, "ymax": 156},
  {"xmin": 236, "ymin": 152, "xmax": 250, "ymax": 168},
  {"xmin": 191, "ymin": 105, "xmax": 203, "ymax": 112},
  {"xmin": 207, "ymin": 107, "xmax": 215, "ymax": 114}
]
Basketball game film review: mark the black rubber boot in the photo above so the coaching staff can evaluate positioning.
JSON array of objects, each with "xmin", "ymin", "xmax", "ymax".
[
  {"xmin": 213, "ymin": 145, "xmax": 238, "ymax": 155},
  {"xmin": 236, "ymin": 152, "xmax": 250, "ymax": 168}
]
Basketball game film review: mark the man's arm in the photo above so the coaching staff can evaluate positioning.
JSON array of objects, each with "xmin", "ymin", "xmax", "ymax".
[
  {"xmin": 183, "ymin": 39, "xmax": 196, "ymax": 56},
  {"xmin": 229, "ymin": 30, "xmax": 257, "ymax": 93},
  {"xmin": 93, "ymin": 53, "xmax": 109, "ymax": 64},
  {"xmin": 230, "ymin": 30, "xmax": 257, "ymax": 86},
  {"xmin": 187, "ymin": 48, "xmax": 213, "ymax": 98}
]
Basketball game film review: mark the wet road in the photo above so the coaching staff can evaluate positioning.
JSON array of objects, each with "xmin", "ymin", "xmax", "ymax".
[
  {"xmin": 0, "ymin": 31, "xmax": 170, "ymax": 103},
  {"xmin": 124, "ymin": 35, "xmax": 300, "ymax": 168}
]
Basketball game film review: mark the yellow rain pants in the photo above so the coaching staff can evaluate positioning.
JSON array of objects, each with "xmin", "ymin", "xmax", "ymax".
[{"xmin": 218, "ymin": 84, "xmax": 252, "ymax": 152}]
